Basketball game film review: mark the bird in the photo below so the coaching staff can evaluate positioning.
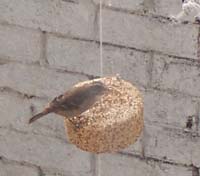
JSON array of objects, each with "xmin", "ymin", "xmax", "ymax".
[{"xmin": 29, "ymin": 81, "xmax": 108, "ymax": 124}]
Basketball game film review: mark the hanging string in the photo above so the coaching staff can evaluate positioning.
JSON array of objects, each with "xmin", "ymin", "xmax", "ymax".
[
  {"xmin": 99, "ymin": 0, "xmax": 103, "ymax": 77},
  {"xmin": 96, "ymin": 1, "xmax": 103, "ymax": 176},
  {"xmin": 96, "ymin": 1, "xmax": 112, "ymax": 175}
]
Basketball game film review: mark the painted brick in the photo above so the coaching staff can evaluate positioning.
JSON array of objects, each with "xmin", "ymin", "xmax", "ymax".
[
  {"xmin": 0, "ymin": 63, "xmax": 87, "ymax": 98},
  {"xmin": 12, "ymin": 73, "xmax": 143, "ymax": 156},
  {"xmin": 153, "ymin": 0, "xmax": 195, "ymax": 22},
  {"xmin": 124, "ymin": 125, "xmax": 200, "ymax": 166},
  {"xmin": 139, "ymin": 124, "xmax": 194, "ymax": 165},
  {"xmin": 42, "ymin": 171, "xmax": 66, "ymax": 176},
  {"xmin": 144, "ymin": 89, "xmax": 197, "ymax": 128},
  {"xmin": 100, "ymin": 153, "xmax": 192, "ymax": 176},
  {"xmin": 0, "ymin": 24, "xmax": 41, "ymax": 63},
  {"xmin": 47, "ymin": 35, "xmax": 101, "ymax": 76},
  {"xmin": 0, "ymin": 160, "xmax": 39, "ymax": 176},
  {"xmin": 43, "ymin": 173, "xmax": 66, "ymax": 176},
  {"xmin": 100, "ymin": 9, "xmax": 198, "ymax": 59},
  {"xmin": 47, "ymin": 35, "xmax": 151, "ymax": 87},
  {"xmin": 0, "ymin": 0, "xmax": 200, "ymax": 173},
  {"xmin": 102, "ymin": 45, "xmax": 151, "ymax": 87},
  {"xmin": 0, "ymin": 128, "xmax": 92, "ymax": 175},
  {"xmin": 122, "ymin": 135, "xmax": 143, "ymax": 156},
  {"xmin": 94, "ymin": 0, "xmax": 191, "ymax": 23},
  {"xmin": 152, "ymin": 54, "xmax": 200, "ymax": 97},
  {"xmin": 0, "ymin": 0, "xmax": 95, "ymax": 39},
  {"xmin": 93, "ymin": 0, "xmax": 182, "ymax": 19},
  {"xmin": 0, "ymin": 92, "xmax": 66, "ymax": 140},
  {"xmin": 191, "ymin": 138, "xmax": 200, "ymax": 167},
  {"xmin": 153, "ymin": 0, "xmax": 182, "ymax": 17},
  {"xmin": 93, "ymin": 0, "xmax": 144, "ymax": 11}
]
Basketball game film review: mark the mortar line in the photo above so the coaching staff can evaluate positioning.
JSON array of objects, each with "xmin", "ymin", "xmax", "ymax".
[
  {"xmin": 93, "ymin": 2, "xmax": 100, "ymax": 41},
  {"xmin": 0, "ymin": 125, "xmax": 70, "ymax": 145},
  {"xmin": 0, "ymin": 155, "xmax": 67, "ymax": 176},
  {"xmin": 150, "ymin": 86, "xmax": 200, "ymax": 100},
  {"xmin": 90, "ymin": 154, "xmax": 96, "ymax": 176},
  {"xmin": 1, "ymin": 60, "xmax": 200, "ymax": 102},
  {"xmin": 2, "ymin": 65, "xmax": 200, "ymax": 103},
  {"xmin": 118, "ymin": 151, "xmax": 197, "ymax": 168},
  {"xmin": 61, "ymin": 0, "xmax": 78, "ymax": 4},
  {"xmin": 90, "ymin": 154, "xmax": 101, "ymax": 176},
  {"xmin": 40, "ymin": 30, "xmax": 49, "ymax": 66},
  {"xmin": 0, "ymin": 125, "xmax": 199, "ymax": 170},
  {"xmin": 0, "ymin": 2, "xmax": 198, "ymax": 27},
  {"xmin": 0, "ymin": 20, "xmax": 199, "ymax": 62},
  {"xmin": 0, "ymin": 20, "xmax": 41, "ymax": 33},
  {"xmin": 197, "ymin": 26, "xmax": 200, "ymax": 60},
  {"xmin": 0, "ymin": 155, "xmax": 41, "ymax": 171},
  {"xmin": 141, "ymin": 125, "xmax": 146, "ymax": 159},
  {"xmin": 147, "ymin": 51, "xmax": 154, "ymax": 88},
  {"xmin": 0, "ymin": 86, "xmax": 48, "ymax": 100},
  {"xmin": 0, "ymin": 58, "xmax": 99, "ymax": 80},
  {"xmin": 195, "ymin": 102, "xmax": 200, "ymax": 133},
  {"xmin": 38, "ymin": 167, "xmax": 45, "ymax": 176},
  {"xmin": 48, "ymin": 32, "xmax": 200, "ymax": 63},
  {"xmin": 101, "ymin": 5, "xmax": 199, "ymax": 27}
]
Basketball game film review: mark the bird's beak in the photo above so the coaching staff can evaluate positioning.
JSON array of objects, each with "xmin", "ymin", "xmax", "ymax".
[{"xmin": 28, "ymin": 111, "xmax": 48, "ymax": 124}]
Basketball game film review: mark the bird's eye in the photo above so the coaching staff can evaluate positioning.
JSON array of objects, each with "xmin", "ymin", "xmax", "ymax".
[
  {"xmin": 182, "ymin": 0, "xmax": 185, "ymax": 3},
  {"xmin": 56, "ymin": 94, "xmax": 63, "ymax": 101}
]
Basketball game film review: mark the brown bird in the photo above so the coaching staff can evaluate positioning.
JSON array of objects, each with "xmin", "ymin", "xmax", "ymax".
[{"xmin": 29, "ymin": 81, "xmax": 108, "ymax": 124}]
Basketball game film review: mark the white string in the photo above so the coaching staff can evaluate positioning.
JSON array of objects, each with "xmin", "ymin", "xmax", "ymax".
[
  {"xmin": 96, "ymin": 1, "xmax": 103, "ymax": 176},
  {"xmin": 99, "ymin": 0, "xmax": 103, "ymax": 77}
]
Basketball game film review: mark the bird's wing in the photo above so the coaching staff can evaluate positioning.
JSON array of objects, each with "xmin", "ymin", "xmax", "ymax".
[{"xmin": 49, "ymin": 81, "xmax": 107, "ymax": 111}]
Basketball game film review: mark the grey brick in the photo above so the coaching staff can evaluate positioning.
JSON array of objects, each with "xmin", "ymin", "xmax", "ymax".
[
  {"xmin": 191, "ymin": 138, "xmax": 200, "ymax": 167},
  {"xmin": 0, "ymin": 24, "xmax": 41, "ymax": 63},
  {"xmin": 43, "ymin": 173, "xmax": 66, "ymax": 176},
  {"xmin": 93, "ymin": 0, "xmax": 182, "ymax": 19},
  {"xmin": 122, "ymin": 135, "xmax": 143, "ymax": 156},
  {"xmin": 47, "ymin": 35, "xmax": 151, "ymax": 87},
  {"xmin": 0, "ymin": 0, "xmax": 200, "ymax": 172},
  {"xmin": 0, "ymin": 160, "xmax": 39, "ymax": 176},
  {"xmin": 99, "ymin": 153, "xmax": 192, "ymax": 176},
  {"xmin": 99, "ymin": 9, "xmax": 198, "ymax": 59},
  {"xmin": 42, "ymin": 171, "xmax": 67, "ymax": 176},
  {"xmin": 93, "ymin": 0, "xmax": 144, "ymax": 11},
  {"xmin": 141, "ymin": 124, "xmax": 193, "ymax": 165},
  {"xmin": 153, "ymin": 0, "xmax": 182, "ymax": 17},
  {"xmin": 152, "ymin": 54, "xmax": 200, "ymax": 97},
  {"xmin": 153, "ymin": 0, "xmax": 195, "ymax": 22},
  {"xmin": 144, "ymin": 89, "xmax": 197, "ymax": 128},
  {"xmin": 125, "ymin": 124, "xmax": 200, "ymax": 166},
  {"xmin": 0, "ymin": 0, "xmax": 95, "ymax": 39},
  {"xmin": 93, "ymin": 0, "xmax": 191, "ymax": 22},
  {"xmin": 0, "ymin": 129, "xmax": 92, "ymax": 175},
  {"xmin": 0, "ymin": 63, "xmax": 87, "ymax": 98},
  {"xmin": 103, "ymin": 45, "xmax": 151, "ymax": 87},
  {"xmin": 47, "ymin": 35, "xmax": 101, "ymax": 76},
  {"xmin": 0, "ymin": 92, "xmax": 66, "ymax": 140}
]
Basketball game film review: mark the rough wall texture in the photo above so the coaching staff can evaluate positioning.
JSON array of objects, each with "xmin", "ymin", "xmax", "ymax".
[{"xmin": 0, "ymin": 0, "xmax": 200, "ymax": 175}]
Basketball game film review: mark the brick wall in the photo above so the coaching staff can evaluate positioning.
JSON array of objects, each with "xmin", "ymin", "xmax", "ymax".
[{"xmin": 0, "ymin": 0, "xmax": 200, "ymax": 175}]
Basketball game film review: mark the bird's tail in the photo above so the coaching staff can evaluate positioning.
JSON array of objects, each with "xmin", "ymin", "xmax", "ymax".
[{"xmin": 28, "ymin": 110, "xmax": 50, "ymax": 124}]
